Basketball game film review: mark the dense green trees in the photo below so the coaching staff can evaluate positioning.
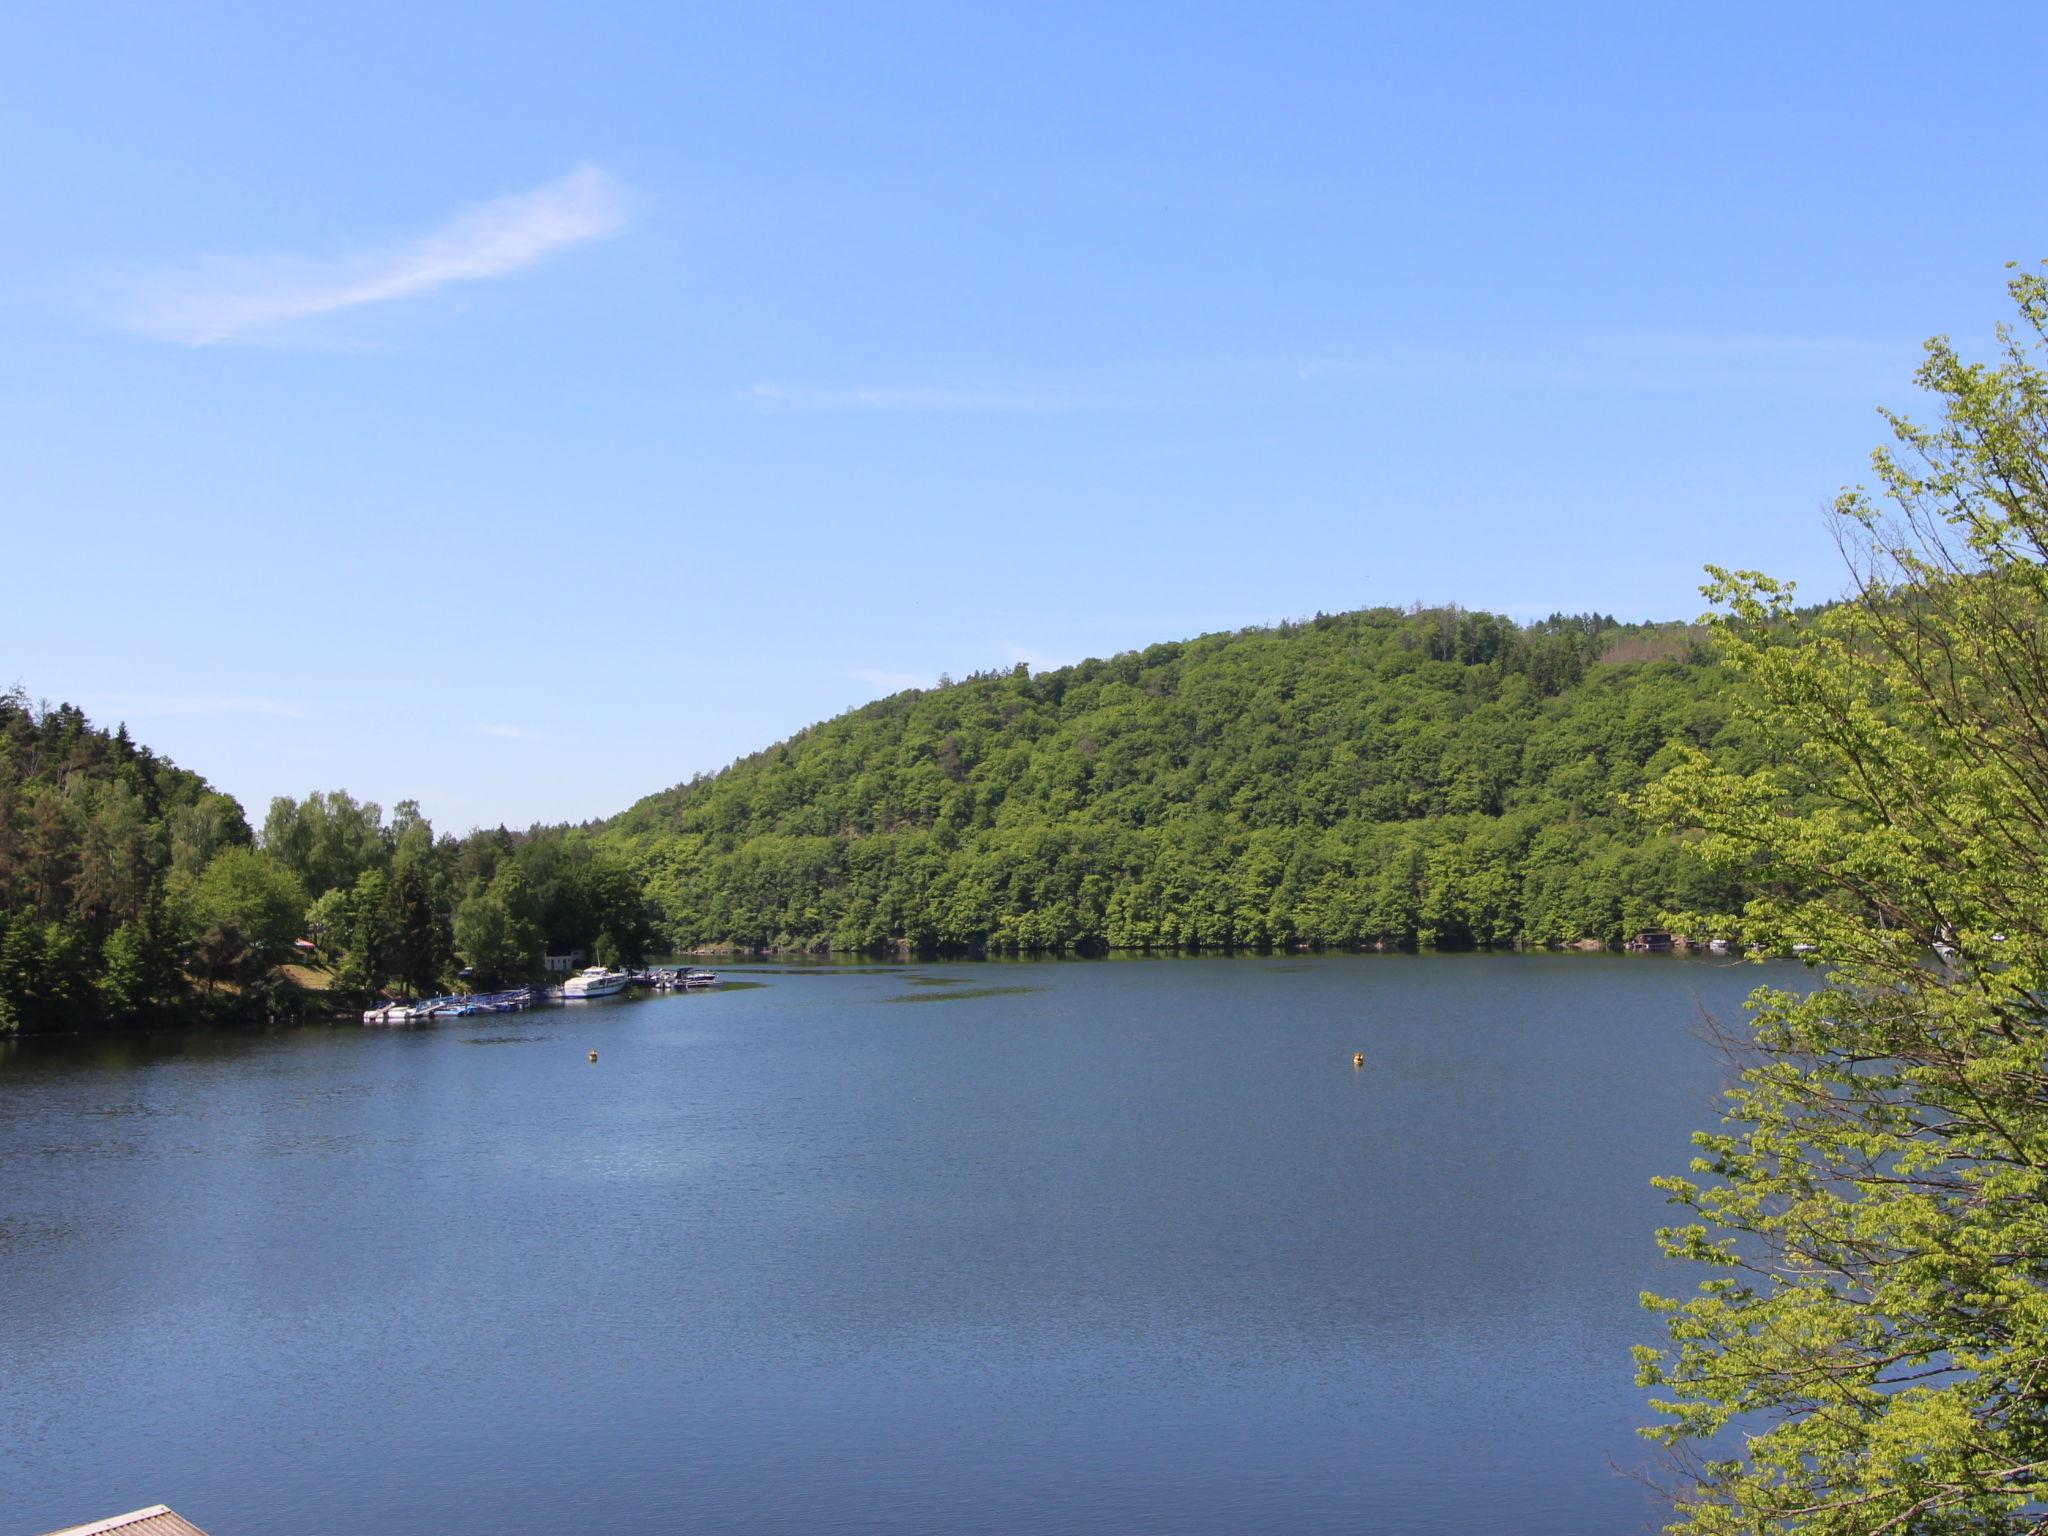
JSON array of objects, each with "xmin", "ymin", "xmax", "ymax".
[
  {"xmin": 453, "ymin": 880, "xmax": 543, "ymax": 988},
  {"xmin": 0, "ymin": 691, "xmax": 250, "ymax": 1031},
  {"xmin": 261, "ymin": 789, "xmax": 387, "ymax": 898},
  {"xmin": 606, "ymin": 609, "xmax": 1750, "ymax": 954},
  {"xmin": 258, "ymin": 796, "xmax": 649, "ymax": 998},
  {"xmin": 181, "ymin": 845, "xmax": 307, "ymax": 990},
  {"xmin": 0, "ymin": 693, "xmax": 657, "ymax": 1032},
  {"xmin": 1637, "ymin": 266, "xmax": 2048, "ymax": 1532}
]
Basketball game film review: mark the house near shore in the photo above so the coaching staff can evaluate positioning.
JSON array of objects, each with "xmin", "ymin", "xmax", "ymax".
[
  {"xmin": 544, "ymin": 948, "xmax": 588, "ymax": 974},
  {"xmin": 39, "ymin": 1508, "xmax": 212, "ymax": 1536}
]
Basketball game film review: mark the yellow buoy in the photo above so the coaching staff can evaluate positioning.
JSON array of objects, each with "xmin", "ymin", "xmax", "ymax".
[
  {"xmin": 1353, "ymin": 1052, "xmax": 1365, "ymax": 1068},
  {"xmin": 589, "ymin": 1050, "xmax": 599, "ymax": 1063}
]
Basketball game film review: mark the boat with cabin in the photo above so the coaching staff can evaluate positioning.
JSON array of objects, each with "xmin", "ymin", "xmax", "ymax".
[{"xmin": 563, "ymin": 966, "xmax": 629, "ymax": 999}]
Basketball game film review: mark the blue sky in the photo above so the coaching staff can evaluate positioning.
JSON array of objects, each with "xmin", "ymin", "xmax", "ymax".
[{"xmin": 6, "ymin": 3, "xmax": 2046, "ymax": 828}]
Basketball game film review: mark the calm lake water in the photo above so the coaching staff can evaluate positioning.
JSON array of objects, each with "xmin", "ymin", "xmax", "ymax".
[{"xmin": 0, "ymin": 954, "xmax": 1782, "ymax": 1536}]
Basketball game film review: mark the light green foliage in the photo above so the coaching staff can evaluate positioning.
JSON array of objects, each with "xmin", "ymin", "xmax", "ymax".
[
  {"xmin": 181, "ymin": 846, "xmax": 307, "ymax": 975},
  {"xmin": 261, "ymin": 789, "xmax": 386, "ymax": 897},
  {"xmin": 302, "ymin": 886, "xmax": 351, "ymax": 953},
  {"xmin": 0, "ymin": 913, "xmax": 40, "ymax": 1033},
  {"xmin": 95, "ymin": 921, "xmax": 150, "ymax": 1016},
  {"xmin": 167, "ymin": 791, "xmax": 251, "ymax": 880},
  {"xmin": 608, "ymin": 610, "xmax": 1746, "ymax": 953},
  {"xmin": 323, "ymin": 868, "xmax": 396, "ymax": 992},
  {"xmin": 1638, "ymin": 265, "xmax": 2048, "ymax": 1534}
]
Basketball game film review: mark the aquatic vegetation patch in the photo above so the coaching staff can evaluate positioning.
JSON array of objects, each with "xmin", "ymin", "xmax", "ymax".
[
  {"xmin": 880, "ymin": 985, "xmax": 1045, "ymax": 1005},
  {"xmin": 734, "ymin": 967, "xmax": 910, "ymax": 978}
]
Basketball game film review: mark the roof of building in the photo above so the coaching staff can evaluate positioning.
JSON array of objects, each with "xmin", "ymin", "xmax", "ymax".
[{"xmin": 37, "ymin": 1507, "xmax": 212, "ymax": 1536}]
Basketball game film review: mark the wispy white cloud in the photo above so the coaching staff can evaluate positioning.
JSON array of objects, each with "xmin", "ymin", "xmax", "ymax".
[
  {"xmin": 109, "ymin": 165, "xmax": 630, "ymax": 345},
  {"xmin": 477, "ymin": 722, "xmax": 533, "ymax": 740},
  {"xmin": 1292, "ymin": 328, "xmax": 1913, "ymax": 393},
  {"xmin": 743, "ymin": 380, "xmax": 1106, "ymax": 414},
  {"xmin": 850, "ymin": 667, "xmax": 927, "ymax": 694},
  {"xmin": 1293, "ymin": 356, "xmax": 1387, "ymax": 382},
  {"xmin": 107, "ymin": 694, "xmax": 310, "ymax": 719}
]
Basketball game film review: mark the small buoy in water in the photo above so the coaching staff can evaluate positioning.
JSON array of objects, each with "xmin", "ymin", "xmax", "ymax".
[
  {"xmin": 589, "ymin": 1050, "xmax": 599, "ymax": 1063},
  {"xmin": 1353, "ymin": 1052, "xmax": 1365, "ymax": 1068}
]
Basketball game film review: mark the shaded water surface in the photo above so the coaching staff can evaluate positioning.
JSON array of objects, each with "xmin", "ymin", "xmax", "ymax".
[{"xmin": 0, "ymin": 955, "xmax": 1777, "ymax": 1535}]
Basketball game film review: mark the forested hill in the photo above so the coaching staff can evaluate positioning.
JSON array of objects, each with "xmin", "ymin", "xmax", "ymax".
[{"xmin": 605, "ymin": 606, "xmax": 1753, "ymax": 953}]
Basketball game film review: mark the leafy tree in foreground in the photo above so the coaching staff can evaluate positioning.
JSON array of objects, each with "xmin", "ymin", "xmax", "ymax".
[{"xmin": 1637, "ymin": 265, "xmax": 2048, "ymax": 1533}]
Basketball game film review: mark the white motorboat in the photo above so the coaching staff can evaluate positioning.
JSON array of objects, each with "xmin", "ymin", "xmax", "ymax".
[
  {"xmin": 683, "ymin": 969, "xmax": 721, "ymax": 987},
  {"xmin": 563, "ymin": 966, "xmax": 629, "ymax": 999}
]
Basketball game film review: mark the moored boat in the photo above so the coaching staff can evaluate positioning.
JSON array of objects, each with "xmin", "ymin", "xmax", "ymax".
[{"xmin": 563, "ymin": 966, "xmax": 629, "ymax": 999}]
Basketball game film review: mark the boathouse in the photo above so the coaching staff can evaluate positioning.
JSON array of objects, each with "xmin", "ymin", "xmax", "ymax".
[{"xmin": 39, "ymin": 1508, "xmax": 213, "ymax": 1536}]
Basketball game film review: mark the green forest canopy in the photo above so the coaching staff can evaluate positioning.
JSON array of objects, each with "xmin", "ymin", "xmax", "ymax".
[{"xmin": 605, "ymin": 605, "xmax": 1756, "ymax": 954}]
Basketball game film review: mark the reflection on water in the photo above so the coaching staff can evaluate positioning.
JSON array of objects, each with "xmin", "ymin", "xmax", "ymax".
[{"xmin": 0, "ymin": 955, "xmax": 1779, "ymax": 1536}]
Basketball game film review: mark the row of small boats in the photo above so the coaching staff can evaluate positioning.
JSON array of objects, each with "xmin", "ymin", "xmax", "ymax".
[
  {"xmin": 363, "ymin": 987, "xmax": 535, "ymax": 1025},
  {"xmin": 558, "ymin": 965, "xmax": 723, "ymax": 998},
  {"xmin": 362, "ymin": 968, "xmax": 721, "ymax": 1025}
]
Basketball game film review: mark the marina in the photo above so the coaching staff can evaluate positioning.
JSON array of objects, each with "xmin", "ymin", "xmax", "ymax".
[
  {"xmin": 362, "ymin": 987, "xmax": 535, "ymax": 1024},
  {"xmin": 362, "ymin": 968, "xmax": 719, "ymax": 1024}
]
